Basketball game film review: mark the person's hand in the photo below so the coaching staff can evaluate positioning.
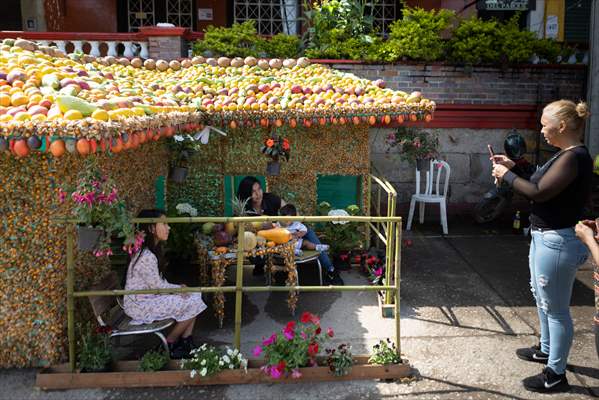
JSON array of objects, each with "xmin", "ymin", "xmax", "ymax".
[
  {"xmin": 491, "ymin": 155, "xmax": 515, "ymax": 169},
  {"xmin": 492, "ymin": 164, "xmax": 510, "ymax": 180},
  {"xmin": 576, "ymin": 221, "xmax": 597, "ymax": 245},
  {"xmin": 179, "ymin": 284, "xmax": 190, "ymax": 298}
]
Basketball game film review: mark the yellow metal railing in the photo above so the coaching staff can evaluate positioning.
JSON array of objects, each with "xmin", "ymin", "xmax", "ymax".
[
  {"xmin": 64, "ymin": 215, "xmax": 402, "ymax": 372},
  {"xmin": 369, "ymin": 172, "xmax": 397, "ymax": 305}
]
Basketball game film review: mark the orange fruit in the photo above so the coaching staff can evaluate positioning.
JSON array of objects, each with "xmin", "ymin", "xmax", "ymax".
[
  {"xmin": 13, "ymin": 139, "xmax": 29, "ymax": 157},
  {"xmin": 0, "ymin": 94, "xmax": 10, "ymax": 107},
  {"xmin": 75, "ymin": 138, "xmax": 90, "ymax": 155},
  {"xmin": 49, "ymin": 140, "xmax": 66, "ymax": 157},
  {"xmin": 396, "ymin": 115, "xmax": 404, "ymax": 124},
  {"xmin": 10, "ymin": 93, "xmax": 28, "ymax": 107}
]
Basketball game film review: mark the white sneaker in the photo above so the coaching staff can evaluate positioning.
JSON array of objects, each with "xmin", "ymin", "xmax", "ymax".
[{"xmin": 315, "ymin": 244, "xmax": 329, "ymax": 252}]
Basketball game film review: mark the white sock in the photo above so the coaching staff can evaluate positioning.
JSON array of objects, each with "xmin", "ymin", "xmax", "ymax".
[{"xmin": 315, "ymin": 244, "xmax": 329, "ymax": 252}]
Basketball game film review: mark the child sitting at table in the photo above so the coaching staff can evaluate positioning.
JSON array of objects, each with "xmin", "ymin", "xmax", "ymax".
[{"xmin": 278, "ymin": 204, "xmax": 329, "ymax": 255}]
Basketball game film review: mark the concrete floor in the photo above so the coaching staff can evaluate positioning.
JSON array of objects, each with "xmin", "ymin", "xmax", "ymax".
[{"xmin": 1, "ymin": 214, "xmax": 598, "ymax": 399}]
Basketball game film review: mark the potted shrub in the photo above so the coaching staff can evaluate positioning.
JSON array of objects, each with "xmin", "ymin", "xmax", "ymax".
[
  {"xmin": 260, "ymin": 135, "xmax": 290, "ymax": 176},
  {"xmin": 167, "ymin": 134, "xmax": 202, "ymax": 183},
  {"xmin": 385, "ymin": 126, "xmax": 439, "ymax": 169},
  {"xmin": 139, "ymin": 349, "xmax": 169, "ymax": 372},
  {"xmin": 316, "ymin": 202, "xmax": 364, "ymax": 268},
  {"xmin": 58, "ymin": 157, "xmax": 143, "ymax": 257},
  {"xmin": 181, "ymin": 345, "xmax": 248, "ymax": 378},
  {"xmin": 77, "ymin": 323, "xmax": 112, "ymax": 373}
]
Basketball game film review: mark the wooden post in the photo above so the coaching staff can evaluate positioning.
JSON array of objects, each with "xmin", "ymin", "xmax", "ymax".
[
  {"xmin": 384, "ymin": 193, "xmax": 393, "ymax": 305},
  {"xmin": 234, "ymin": 223, "xmax": 245, "ymax": 349},
  {"xmin": 394, "ymin": 219, "xmax": 402, "ymax": 356},
  {"xmin": 66, "ymin": 226, "xmax": 76, "ymax": 372}
]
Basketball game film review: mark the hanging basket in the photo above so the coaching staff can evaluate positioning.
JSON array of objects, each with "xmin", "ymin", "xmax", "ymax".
[
  {"xmin": 77, "ymin": 226, "xmax": 104, "ymax": 251},
  {"xmin": 169, "ymin": 166, "xmax": 189, "ymax": 183},
  {"xmin": 266, "ymin": 160, "xmax": 281, "ymax": 176}
]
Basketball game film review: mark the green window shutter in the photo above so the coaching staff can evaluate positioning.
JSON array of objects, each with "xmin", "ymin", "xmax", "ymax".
[
  {"xmin": 224, "ymin": 175, "xmax": 266, "ymax": 216},
  {"xmin": 316, "ymin": 175, "xmax": 362, "ymax": 209},
  {"xmin": 154, "ymin": 175, "xmax": 165, "ymax": 210}
]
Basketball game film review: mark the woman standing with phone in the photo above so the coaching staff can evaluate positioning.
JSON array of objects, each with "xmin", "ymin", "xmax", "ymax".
[{"xmin": 492, "ymin": 100, "xmax": 592, "ymax": 393}]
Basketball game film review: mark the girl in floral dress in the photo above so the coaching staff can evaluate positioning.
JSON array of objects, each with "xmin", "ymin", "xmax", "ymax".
[{"xmin": 124, "ymin": 209, "xmax": 207, "ymax": 358}]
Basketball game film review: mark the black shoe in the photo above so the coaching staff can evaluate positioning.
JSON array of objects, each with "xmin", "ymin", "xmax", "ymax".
[
  {"xmin": 516, "ymin": 344, "xmax": 548, "ymax": 364},
  {"xmin": 168, "ymin": 340, "xmax": 189, "ymax": 359},
  {"xmin": 252, "ymin": 264, "xmax": 265, "ymax": 276},
  {"xmin": 325, "ymin": 270, "xmax": 344, "ymax": 285},
  {"xmin": 180, "ymin": 336, "xmax": 195, "ymax": 354},
  {"xmin": 523, "ymin": 367, "xmax": 570, "ymax": 393}
]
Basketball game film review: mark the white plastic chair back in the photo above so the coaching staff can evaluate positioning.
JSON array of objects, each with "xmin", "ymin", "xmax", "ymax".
[{"xmin": 415, "ymin": 159, "xmax": 450, "ymax": 198}]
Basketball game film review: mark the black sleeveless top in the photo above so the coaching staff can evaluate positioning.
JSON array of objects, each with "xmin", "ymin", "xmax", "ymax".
[{"xmin": 503, "ymin": 146, "xmax": 592, "ymax": 230}]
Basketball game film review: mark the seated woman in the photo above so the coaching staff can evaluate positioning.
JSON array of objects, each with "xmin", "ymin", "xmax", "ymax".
[
  {"xmin": 123, "ymin": 209, "xmax": 207, "ymax": 359},
  {"xmin": 236, "ymin": 176, "xmax": 343, "ymax": 285}
]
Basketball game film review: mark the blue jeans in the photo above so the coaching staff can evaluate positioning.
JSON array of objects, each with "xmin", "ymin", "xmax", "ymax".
[
  {"xmin": 303, "ymin": 229, "xmax": 334, "ymax": 272},
  {"xmin": 529, "ymin": 227, "xmax": 588, "ymax": 374}
]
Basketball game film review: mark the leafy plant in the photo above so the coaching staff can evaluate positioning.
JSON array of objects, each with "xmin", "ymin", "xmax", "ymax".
[
  {"xmin": 77, "ymin": 323, "xmax": 112, "ymax": 372},
  {"xmin": 166, "ymin": 202, "xmax": 199, "ymax": 261},
  {"xmin": 167, "ymin": 134, "xmax": 203, "ymax": 170},
  {"xmin": 302, "ymin": 0, "xmax": 376, "ymax": 60},
  {"xmin": 253, "ymin": 312, "xmax": 333, "ymax": 379},
  {"xmin": 449, "ymin": 16, "xmax": 501, "ymax": 65},
  {"xmin": 181, "ymin": 344, "xmax": 247, "ymax": 378},
  {"xmin": 139, "ymin": 349, "xmax": 169, "ymax": 372},
  {"xmin": 259, "ymin": 33, "xmax": 301, "ymax": 59},
  {"xmin": 497, "ymin": 14, "xmax": 536, "ymax": 64},
  {"xmin": 261, "ymin": 135, "xmax": 290, "ymax": 162},
  {"xmin": 368, "ymin": 338, "xmax": 402, "ymax": 365},
  {"xmin": 316, "ymin": 202, "xmax": 364, "ymax": 256},
  {"xmin": 192, "ymin": 21, "xmax": 265, "ymax": 58},
  {"xmin": 533, "ymin": 38, "xmax": 571, "ymax": 64},
  {"xmin": 383, "ymin": 7, "xmax": 454, "ymax": 62},
  {"xmin": 58, "ymin": 156, "xmax": 141, "ymax": 257},
  {"xmin": 326, "ymin": 343, "xmax": 353, "ymax": 376},
  {"xmin": 384, "ymin": 126, "xmax": 439, "ymax": 164}
]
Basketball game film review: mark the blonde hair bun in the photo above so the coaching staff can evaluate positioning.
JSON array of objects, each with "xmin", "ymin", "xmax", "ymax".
[{"xmin": 576, "ymin": 101, "xmax": 590, "ymax": 119}]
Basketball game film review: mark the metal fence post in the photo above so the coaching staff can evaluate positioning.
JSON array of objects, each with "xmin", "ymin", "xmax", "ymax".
[{"xmin": 234, "ymin": 222, "xmax": 245, "ymax": 349}]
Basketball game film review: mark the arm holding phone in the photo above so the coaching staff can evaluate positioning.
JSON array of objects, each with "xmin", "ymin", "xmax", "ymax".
[
  {"xmin": 488, "ymin": 144, "xmax": 515, "ymax": 182},
  {"xmin": 576, "ymin": 219, "xmax": 599, "ymax": 266}
]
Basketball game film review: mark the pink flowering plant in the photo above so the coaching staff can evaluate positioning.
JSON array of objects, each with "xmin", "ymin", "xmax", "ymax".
[
  {"xmin": 385, "ymin": 127, "xmax": 439, "ymax": 163},
  {"xmin": 253, "ymin": 312, "xmax": 334, "ymax": 379},
  {"xmin": 58, "ymin": 157, "xmax": 143, "ymax": 257}
]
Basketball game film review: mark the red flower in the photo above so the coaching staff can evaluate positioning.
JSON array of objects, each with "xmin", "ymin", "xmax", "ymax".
[
  {"xmin": 277, "ymin": 360, "xmax": 286, "ymax": 372},
  {"xmin": 285, "ymin": 321, "xmax": 296, "ymax": 331},
  {"xmin": 315, "ymin": 327, "xmax": 321, "ymax": 335},
  {"xmin": 339, "ymin": 254, "xmax": 349, "ymax": 262},
  {"xmin": 300, "ymin": 312, "xmax": 313, "ymax": 324},
  {"xmin": 308, "ymin": 342, "xmax": 319, "ymax": 356},
  {"xmin": 266, "ymin": 138, "xmax": 275, "ymax": 147},
  {"xmin": 282, "ymin": 138, "xmax": 290, "ymax": 151},
  {"xmin": 327, "ymin": 327, "xmax": 334, "ymax": 337}
]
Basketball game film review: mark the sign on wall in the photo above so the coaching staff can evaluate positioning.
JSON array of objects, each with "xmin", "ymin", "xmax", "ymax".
[{"xmin": 476, "ymin": 0, "xmax": 536, "ymax": 10}]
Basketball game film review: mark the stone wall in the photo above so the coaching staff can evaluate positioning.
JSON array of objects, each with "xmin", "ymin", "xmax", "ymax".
[
  {"xmin": 330, "ymin": 63, "xmax": 587, "ymax": 106},
  {"xmin": 370, "ymin": 127, "xmax": 539, "ymax": 209}
]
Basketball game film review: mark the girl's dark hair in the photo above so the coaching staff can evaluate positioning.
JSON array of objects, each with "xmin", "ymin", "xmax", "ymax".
[
  {"xmin": 130, "ymin": 209, "xmax": 167, "ymax": 273},
  {"xmin": 279, "ymin": 204, "xmax": 297, "ymax": 216},
  {"xmin": 237, "ymin": 176, "xmax": 261, "ymax": 211}
]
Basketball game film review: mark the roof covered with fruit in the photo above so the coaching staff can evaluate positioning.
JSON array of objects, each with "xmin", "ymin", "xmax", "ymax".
[{"xmin": 0, "ymin": 39, "xmax": 434, "ymax": 157}]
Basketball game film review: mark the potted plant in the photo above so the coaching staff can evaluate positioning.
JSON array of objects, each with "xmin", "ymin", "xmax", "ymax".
[
  {"xmin": 166, "ymin": 202, "xmax": 200, "ymax": 266},
  {"xmin": 167, "ymin": 134, "xmax": 202, "ymax": 183},
  {"xmin": 368, "ymin": 338, "xmax": 403, "ymax": 366},
  {"xmin": 181, "ymin": 345, "xmax": 248, "ymax": 378},
  {"xmin": 252, "ymin": 311, "xmax": 334, "ymax": 379},
  {"xmin": 77, "ymin": 323, "xmax": 112, "ymax": 373},
  {"xmin": 385, "ymin": 126, "xmax": 439, "ymax": 169},
  {"xmin": 58, "ymin": 157, "xmax": 143, "ymax": 257},
  {"xmin": 316, "ymin": 202, "xmax": 364, "ymax": 266},
  {"xmin": 139, "ymin": 349, "xmax": 169, "ymax": 372},
  {"xmin": 326, "ymin": 343, "xmax": 354, "ymax": 376},
  {"xmin": 260, "ymin": 134, "xmax": 290, "ymax": 176}
]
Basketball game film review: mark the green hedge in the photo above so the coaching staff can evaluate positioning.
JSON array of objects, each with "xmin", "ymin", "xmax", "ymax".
[{"xmin": 192, "ymin": 7, "xmax": 579, "ymax": 66}]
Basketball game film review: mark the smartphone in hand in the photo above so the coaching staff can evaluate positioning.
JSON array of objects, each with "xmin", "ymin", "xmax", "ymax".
[{"xmin": 487, "ymin": 144, "xmax": 495, "ymax": 158}]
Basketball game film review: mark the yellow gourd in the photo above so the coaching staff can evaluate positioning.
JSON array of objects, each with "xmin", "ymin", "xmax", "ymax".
[{"xmin": 257, "ymin": 228, "xmax": 292, "ymax": 244}]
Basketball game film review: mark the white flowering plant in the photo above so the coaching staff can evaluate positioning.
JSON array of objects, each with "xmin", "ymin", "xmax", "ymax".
[
  {"xmin": 166, "ymin": 202, "xmax": 200, "ymax": 260},
  {"xmin": 181, "ymin": 344, "xmax": 248, "ymax": 378},
  {"xmin": 316, "ymin": 202, "xmax": 364, "ymax": 256}
]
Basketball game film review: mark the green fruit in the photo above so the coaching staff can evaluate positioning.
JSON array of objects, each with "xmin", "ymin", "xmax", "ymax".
[
  {"xmin": 56, "ymin": 95, "xmax": 97, "ymax": 116},
  {"xmin": 202, "ymin": 222, "xmax": 215, "ymax": 235}
]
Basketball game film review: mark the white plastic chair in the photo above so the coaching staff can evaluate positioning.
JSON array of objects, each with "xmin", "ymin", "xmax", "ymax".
[{"xmin": 406, "ymin": 159, "xmax": 451, "ymax": 235}]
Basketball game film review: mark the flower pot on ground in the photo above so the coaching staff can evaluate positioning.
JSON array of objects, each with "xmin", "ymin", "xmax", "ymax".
[
  {"xmin": 77, "ymin": 323, "xmax": 112, "ymax": 373},
  {"xmin": 77, "ymin": 226, "xmax": 104, "ymax": 251},
  {"xmin": 316, "ymin": 202, "xmax": 364, "ymax": 260}
]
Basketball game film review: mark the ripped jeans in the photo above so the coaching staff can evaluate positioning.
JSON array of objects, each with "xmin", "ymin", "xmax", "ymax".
[{"xmin": 529, "ymin": 227, "xmax": 588, "ymax": 374}]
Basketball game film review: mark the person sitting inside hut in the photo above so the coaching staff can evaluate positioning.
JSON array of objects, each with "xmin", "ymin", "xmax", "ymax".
[{"xmin": 123, "ymin": 209, "xmax": 207, "ymax": 359}]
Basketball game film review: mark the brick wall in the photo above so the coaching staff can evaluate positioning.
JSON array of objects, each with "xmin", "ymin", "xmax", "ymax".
[
  {"xmin": 148, "ymin": 36, "xmax": 185, "ymax": 60},
  {"xmin": 329, "ymin": 63, "xmax": 587, "ymax": 106}
]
